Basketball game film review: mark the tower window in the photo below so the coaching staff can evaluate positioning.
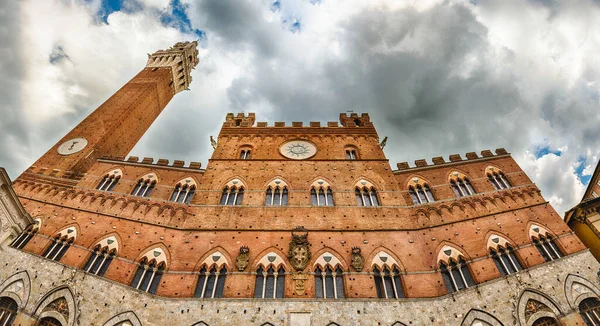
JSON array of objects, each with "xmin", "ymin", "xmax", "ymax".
[
  {"xmin": 240, "ymin": 150, "xmax": 251, "ymax": 159},
  {"xmin": 10, "ymin": 221, "xmax": 40, "ymax": 250},
  {"xmin": 346, "ymin": 150, "xmax": 357, "ymax": 160},
  {"xmin": 43, "ymin": 235, "xmax": 74, "ymax": 262},
  {"xmin": 355, "ymin": 186, "xmax": 379, "ymax": 207},
  {"xmin": 131, "ymin": 174, "xmax": 157, "ymax": 197},
  {"xmin": 490, "ymin": 246, "xmax": 522, "ymax": 276},
  {"xmin": 532, "ymin": 235, "xmax": 563, "ymax": 262},
  {"xmin": 579, "ymin": 297, "xmax": 600, "ymax": 326},
  {"xmin": 195, "ymin": 265, "xmax": 227, "ymax": 298},
  {"xmin": 315, "ymin": 266, "xmax": 344, "ymax": 299},
  {"xmin": 131, "ymin": 258, "xmax": 165, "ymax": 294},
  {"xmin": 449, "ymin": 172, "xmax": 476, "ymax": 198},
  {"xmin": 408, "ymin": 184, "xmax": 434, "ymax": 205},
  {"xmin": 170, "ymin": 184, "xmax": 195, "ymax": 204},
  {"xmin": 440, "ymin": 257, "xmax": 475, "ymax": 293},
  {"xmin": 96, "ymin": 169, "xmax": 122, "ymax": 191},
  {"xmin": 311, "ymin": 184, "xmax": 334, "ymax": 206},
  {"xmin": 486, "ymin": 167, "xmax": 511, "ymax": 190},
  {"xmin": 266, "ymin": 186, "xmax": 288, "ymax": 206},
  {"xmin": 373, "ymin": 266, "xmax": 404, "ymax": 299},
  {"xmin": 254, "ymin": 265, "xmax": 285, "ymax": 298}
]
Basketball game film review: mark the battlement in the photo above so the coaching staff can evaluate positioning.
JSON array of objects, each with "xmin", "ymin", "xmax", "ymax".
[
  {"xmin": 394, "ymin": 148, "xmax": 509, "ymax": 172},
  {"xmin": 146, "ymin": 41, "xmax": 199, "ymax": 94},
  {"xmin": 222, "ymin": 112, "xmax": 375, "ymax": 129},
  {"xmin": 98, "ymin": 155, "xmax": 203, "ymax": 170}
]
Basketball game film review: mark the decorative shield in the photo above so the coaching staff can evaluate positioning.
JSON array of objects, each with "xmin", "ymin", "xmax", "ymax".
[
  {"xmin": 444, "ymin": 249, "xmax": 452, "ymax": 256},
  {"xmin": 491, "ymin": 237, "xmax": 500, "ymax": 244},
  {"xmin": 153, "ymin": 250, "xmax": 161, "ymax": 257},
  {"xmin": 107, "ymin": 239, "xmax": 114, "ymax": 245}
]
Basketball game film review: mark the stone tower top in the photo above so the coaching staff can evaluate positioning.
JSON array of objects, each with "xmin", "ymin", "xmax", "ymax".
[
  {"xmin": 225, "ymin": 112, "xmax": 256, "ymax": 127},
  {"xmin": 339, "ymin": 112, "xmax": 372, "ymax": 127},
  {"xmin": 146, "ymin": 41, "xmax": 199, "ymax": 94}
]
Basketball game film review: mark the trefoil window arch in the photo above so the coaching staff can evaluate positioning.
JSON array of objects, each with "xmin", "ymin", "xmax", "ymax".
[
  {"xmin": 170, "ymin": 178, "xmax": 196, "ymax": 204},
  {"xmin": 310, "ymin": 179, "xmax": 334, "ymax": 206},
  {"xmin": 449, "ymin": 171, "xmax": 476, "ymax": 198},
  {"xmin": 96, "ymin": 169, "xmax": 122, "ymax": 191},
  {"xmin": 195, "ymin": 251, "xmax": 228, "ymax": 298},
  {"xmin": 371, "ymin": 251, "xmax": 404, "ymax": 299},
  {"xmin": 131, "ymin": 173, "xmax": 157, "ymax": 197},
  {"xmin": 43, "ymin": 226, "xmax": 77, "ymax": 262},
  {"xmin": 486, "ymin": 166, "xmax": 511, "ymax": 190},
  {"xmin": 10, "ymin": 218, "xmax": 41, "ymax": 249},
  {"xmin": 131, "ymin": 248, "xmax": 167, "ymax": 294},
  {"xmin": 254, "ymin": 252, "xmax": 286, "ymax": 299},
  {"xmin": 314, "ymin": 252, "xmax": 344, "ymax": 299},
  {"xmin": 220, "ymin": 179, "xmax": 244, "ymax": 206},
  {"xmin": 355, "ymin": 180, "xmax": 379, "ymax": 207},
  {"xmin": 408, "ymin": 177, "xmax": 434, "ymax": 205},
  {"xmin": 487, "ymin": 235, "xmax": 522, "ymax": 276},
  {"xmin": 265, "ymin": 179, "xmax": 289, "ymax": 207},
  {"xmin": 530, "ymin": 225, "xmax": 563, "ymax": 262},
  {"xmin": 438, "ymin": 246, "xmax": 475, "ymax": 293},
  {"xmin": 83, "ymin": 236, "xmax": 118, "ymax": 277}
]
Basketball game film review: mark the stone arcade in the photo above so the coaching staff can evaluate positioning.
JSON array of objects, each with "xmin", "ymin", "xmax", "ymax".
[{"xmin": 0, "ymin": 42, "xmax": 599, "ymax": 325}]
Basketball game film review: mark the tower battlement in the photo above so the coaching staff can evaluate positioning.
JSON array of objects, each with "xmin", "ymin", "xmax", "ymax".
[{"xmin": 146, "ymin": 41, "xmax": 199, "ymax": 93}]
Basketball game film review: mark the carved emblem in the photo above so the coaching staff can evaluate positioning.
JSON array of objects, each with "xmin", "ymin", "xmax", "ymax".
[
  {"xmin": 236, "ymin": 246, "xmax": 250, "ymax": 271},
  {"xmin": 524, "ymin": 299, "xmax": 551, "ymax": 319},
  {"xmin": 44, "ymin": 297, "xmax": 69, "ymax": 319},
  {"xmin": 291, "ymin": 272, "xmax": 308, "ymax": 295},
  {"xmin": 288, "ymin": 226, "xmax": 311, "ymax": 271},
  {"xmin": 351, "ymin": 246, "xmax": 365, "ymax": 272}
]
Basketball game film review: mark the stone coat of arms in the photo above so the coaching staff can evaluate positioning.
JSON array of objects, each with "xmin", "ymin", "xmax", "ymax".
[{"xmin": 288, "ymin": 226, "xmax": 311, "ymax": 271}]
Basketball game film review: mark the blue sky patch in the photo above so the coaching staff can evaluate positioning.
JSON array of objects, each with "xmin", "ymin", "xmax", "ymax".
[
  {"xmin": 575, "ymin": 156, "xmax": 592, "ymax": 186},
  {"xmin": 159, "ymin": 0, "xmax": 204, "ymax": 39},
  {"xmin": 271, "ymin": 0, "xmax": 281, "ymax": 12},
  {"xmin": 534, "ymin": 145, "xmax": 561, "ymax": 158}
]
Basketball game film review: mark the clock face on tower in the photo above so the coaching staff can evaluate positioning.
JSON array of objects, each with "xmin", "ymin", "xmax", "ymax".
[
  {"xmin": 279, "ymin": 140, "xmax": 317, "ymax": 160},
  {"xmin": 57, "ymin": 137, "xmax": 88, "ymax": 156}
]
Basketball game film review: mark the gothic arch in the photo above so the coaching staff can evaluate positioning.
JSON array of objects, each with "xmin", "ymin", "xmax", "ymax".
[
  {"xmin": 193, "ymin": 246, "xmax": 232, "ymax": 271},
  {"xmin": 484, "ymin": 230, "xmax": 518, "ymax": 249},
  {"xmin": 33, "ymin": 285, "xmax": 77, "ymax": 326},
  {"xmin": 311, "ymin": 247, "xmax": 348, "ymax": 270},
  {"xmin": 171, "ymin": 176, "xmax": 199, "ymax": 188},
  {"xmin": 103, "ymin": 311, "xmax": 143, "ymax": 326},
  {"xmin": 0, "ymin": 271, "xmax": 31, "ymax": 308},
  {"xmin": 308, "ymin": 177, "xmax": 335, "ymax": 190},
  {"xmin": 264, "ymin": 176, "xmax": 292, "ymax": 189},
  {"xmin": 365, "ymin": 247, "xmax": 405, "ymax": 273},
  {"xmin": 252, "ymin": 247, "xmax": 289, "ymax": 269},
  {"xmin": 434, "ymin": 241, "xmax": 473, "ymax": 266},
  {"xmin": 564, "ymin": 274, "xmax": 600, "ymax": 309},
  {"xmin": 191, "ymin": 322, "xmax": 208, "ymax": 326},
  {"xmin": 517, "ymin": 289, "xmax": 562, "ymax": 326},
  {"xmin": 404, "ymin": 174, "xmax": 433, "ymax": 189},
  {"xmin": 461, "ymin": 309, "xmax": 504, "ymax": 326},
  {"xmin": 390, "ymin": 322, "xmax": 407, "ymax": 326},
  {"xmin": 134, "ymin": 243, "xmax": 170, "ymax": 266}
]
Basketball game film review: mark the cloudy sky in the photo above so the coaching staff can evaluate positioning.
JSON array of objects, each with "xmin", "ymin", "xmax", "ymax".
[{"xmin": 1, "ymin": 0, "xmax": 599, "ymax": 215}]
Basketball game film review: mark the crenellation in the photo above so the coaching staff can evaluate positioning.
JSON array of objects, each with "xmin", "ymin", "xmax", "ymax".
[
  {"xmin": 415, "ymin": 159, "xmax": 428, "ymax": 167},
  {"xmin": 141, "ymin": 157, "xmax": 153, "ymax": 164},
  {"xmin": 292, "ymin": 122, "xmax": 303, "ymax": 127},
  {"xmin": 157, "ymin": 159, "xmax": 169, "ymax": 166},
  {"xmin": 495, "ymin": 148, "xmax": 508, "ymax": 155},
  {"xmin": 172, "ymin": 160, "xmax": 184, "ymax": 167},
  {"xmin": 481, "ymin": 150, "xmax": 494, "ymax": 157},
  {"xmin": 128, "ymin": 156, "xmax": 139, "ymax": 162},
  {"xmin": 274, "ymin": 122, "xmax": 285, "ymax": 127},
  {"xmin": 465, "ymin": 152, "xmax": 478, "ymax": 160},
  {"xmin": 449, "ymin": 154, "xmax": 462, "ymax": 162},
  {"xmin": 310, "ymin": 121, "xmax": 320, "ymax": 127},
  {"xmin": 432, "ymin": 157, "xmax": 445, "ymax": 165}
]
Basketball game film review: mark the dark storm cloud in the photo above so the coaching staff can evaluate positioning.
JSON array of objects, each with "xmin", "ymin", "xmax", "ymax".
[{"xmin": 0, "ymin": 0, "xmax": 29, "ymax": 179}]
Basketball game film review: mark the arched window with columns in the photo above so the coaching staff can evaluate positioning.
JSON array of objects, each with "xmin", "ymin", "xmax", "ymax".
[
  {"xmin": 485, "ymin": 166, "xmax": 511, "ymax": 190},
  {"xmin": 131, "ymin": 173, "xmax": 157, "ymax": 197},
  {"xmin": 130, "ymin": 248, "xmax": 167, "ymax": 294},
  {"xmin": 220, "ymin": 179, "xmax": 245, "ymax": 206},
  {"xmin": 83, "ymin": 236, "xmax": 118, "ymax": 277},
  {"xmin": 408, "ymin": 177, "xmax": 435, "ymax": 205},
  {"xmin": 529, "ymin": 225, "xmax": 563, "ymax": 262},
  {"xmin": 371, "ymin": 251, "xmax": 404, "ymax": 299},
  {"xmin": 310, "ymin": 179, "xmax": 334, "ymax": 206},
  {"xmin": 487, "ymin": 234, "xmax": 522, "ymax": 276},
  {"xmin": 43, "ymin": 226, "xmax": 77, "ymax": 262},
  {"xmin": 313, "ymin": 252, "xmax": 344, "ymax": 299},
  {"xmin": 579, "ymin": 297, "xmax": 600, "ymax": 325},
  {"xmin": 355, "ymin": 180, "xmax": 380, "ymax": 207},
  {"xmin": 254, "ymin": 252, "xmax": 286, "ymax": 299},
  {"xmin": 449, "ymin": 171, "xmax": 476, "ymax": 198},
  {"xmin": 438, "ymin": 245, "xmax": 475, "ymax": 293},
  {"xmin": 265, "ymin": 179, "xmax": 289, "ymax": 207},
  {"xmin": 96, "ymin": 169, "xmax": 122, "ymax": 191},
  {"xmin": 195, "ymin": 251, "xmax": 228, "ymax": 299},
  {"xmin": 170, "ymin": 178, "xmax": 196, "ymax": 204},
  {"xmin": 10, "ymin": 218, "xmax": 41, "ymax": 249},
  {"xmin": 0, "ymin": 297, "xmax": 18, "ymax": 326}
]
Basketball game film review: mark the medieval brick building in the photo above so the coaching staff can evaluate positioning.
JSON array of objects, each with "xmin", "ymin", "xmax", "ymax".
[{"xmin": 0, "ymin": 41, "xmax": 599, "ymax": 325}]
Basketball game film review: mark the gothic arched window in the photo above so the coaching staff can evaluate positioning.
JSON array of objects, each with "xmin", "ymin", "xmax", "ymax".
[
  {"xmin": 490, "ymin": 246, "xmax": 522, "ymax": 276},
  {"xmin": 39, "ymin": 317, "xmax": 62, "ymax": 326},
  {"xmin": 408, "ymin": 178, "xmax": 435, "ymax": 205},
  {"xmin": 530, "ymin": 225, "xmax": 563, "ymax": 262},
  {"xmin": 0, "ymin": 297, "xmax": 18, "ymax": 326},
  {"xmin": 170, "ymin": 178, "xmax": 196, "ymax": 204},
  {"xmin": 265, "ymin": 179, "xmax": 289, "ymax": 207},
  {"xmin": 438, "ymin": 246, "xmax": 475, "ymax": 293},
  {"xmin": 371, "ymin": 251, "xmax": 404, "ymax": 299},
  {"xmin": 131, "ymin": 173, "xmax": 157, "ymax": 197},
  {"xmin": 83, "ymin": 236, "xmax": 118, "ymax": 277},
  {"xmin": 310, "ymin": 179, "xmax": 334, "ymax": 206},
  {"xmin": 131, "ymin": 248, "xmax": 167, "ymax": 294},
  {"xmin": 314, "ymin": 252, "xmax": 345, "ymax": 299},
  {"xmin": 486, "ymin": 166, "xmax": 511, "ymax": 190},
  {"xmin": 531, "ymin": 317, "xmax": 559, "ymax": 326},
  {"xmin": 220, "ymin": 179, "xmax": 245, "ymax": 206},
  {"xmin": 195, "ymin": 252, "xmax": 229, "ymax": 299},
  {"xmin": 355, "ymin": 180, "xmax": 379, "ymax": 207},
  {"xmin": 449, "ymin": 171, "xmax": 476, "ymax": 198},
  {"xmin": 579, "ymin": 297, "xmax": 600, "ymax": 326},
  {"xmin": 10, "ymin": 219, "xmax": 41, "ymax": 249},
  {"xmin": 254, "ymin": 252, "xmax": 286, "ymax": 299},
  {"xmin": 96, "ymin": 169, "xmax": 122, "ymax": 191},
  {"xmin": 43, "ymin": 226, "xmax": 77, "ymax": 262}
]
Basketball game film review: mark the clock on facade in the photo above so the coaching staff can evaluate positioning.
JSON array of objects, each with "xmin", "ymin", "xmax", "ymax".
[
  {"xmin": 57, "ymin": 137, "xmax": 88, "ymax": 155},
  {"xmin": 279, "ymin": 140, "xmax": 317, "ymax": 160}
]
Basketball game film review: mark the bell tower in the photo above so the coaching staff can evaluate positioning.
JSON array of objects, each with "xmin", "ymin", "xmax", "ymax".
[{"xmin": 26, "ymin": 41, "xmax": 199, "ymax": 179}]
